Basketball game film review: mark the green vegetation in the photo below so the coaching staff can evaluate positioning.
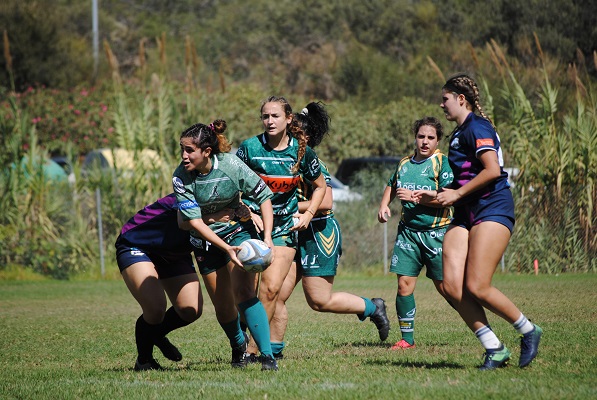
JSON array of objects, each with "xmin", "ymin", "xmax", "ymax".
[
  {"xmin": 0, "ymin": 1, "xmax": 595, "ymax": 277},
  {"xmin": 1, "ymin": 275, "xmax": 595, "ymax": 399}
]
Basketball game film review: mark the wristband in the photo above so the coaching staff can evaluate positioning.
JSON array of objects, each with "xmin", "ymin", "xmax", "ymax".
[{"xmin": 306, "ymin": 209, "xmax": 315, "ymax": 216}]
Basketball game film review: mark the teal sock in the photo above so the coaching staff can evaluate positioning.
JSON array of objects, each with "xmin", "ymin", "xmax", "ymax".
[
  {"xmin": 219, "ymin": 313, "xmax": 245, "ymax": 348},
  {"xmin": 271, "ymin": 341, "xmax": 285, "ymax": 356},
  {"xmin": 357, "ymin": 297, "xmax": 377, "ymax": 321},
  {"xmin": 396, "ymin": 293, "xmax": 416, "ymax": 345},
  {"xmin": 238, "ymin": 297, "xmax": 273, "ymax": 357}
]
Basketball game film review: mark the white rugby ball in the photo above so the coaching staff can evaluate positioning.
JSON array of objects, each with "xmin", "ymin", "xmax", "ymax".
[{"xmin": 236, "ymin": 239, "xmax": 273, "ymax": 273}]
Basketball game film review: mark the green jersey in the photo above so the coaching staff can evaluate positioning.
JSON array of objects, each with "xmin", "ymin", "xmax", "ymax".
[
  {"xmin": 236, "ymin": 133, "xmax": 321, "ymax": 216},
  {"xmin": 387, "ymin": 150, "xmax": 453, "ymax": 231},
  {"xmin": 297, "ymin": 160, "xmax": 333, "ymax": 218},
  {"xmin": 172, "ymin": 152, "xmax": 272, "ymax": 238}
]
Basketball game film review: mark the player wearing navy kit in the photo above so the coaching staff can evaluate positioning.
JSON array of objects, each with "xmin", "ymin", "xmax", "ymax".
[
  {"xmin": 413, "ymin": 74, "xmax": 542, "ymax": 370},
  {"xmin": 117, "ymin": 194, "xmax": 259, "ymax": 370},
  {"xmin": 235, "ymin": 96, "xmax": 327, "ymax": 359},
  {"xmin": 269, "ymin": 102, "xmax": 391, "ymax": 359},
  {"xmin": 378, "ymin": 117, "xmax": 453, "ymax": 350},
  {"xmin": 173, "ymin": 119, "xmax": 279, "ymax": 371}
]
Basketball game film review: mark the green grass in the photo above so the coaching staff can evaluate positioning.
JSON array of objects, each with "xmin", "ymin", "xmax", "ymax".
[{"xmin": 1, "ymin": 274, "xmax": 596, "ymax": 399}]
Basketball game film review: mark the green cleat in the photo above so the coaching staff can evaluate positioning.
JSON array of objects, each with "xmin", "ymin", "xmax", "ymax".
[
  {"xmin": 519, "ymin": 324, "xmax": 543, "ymax": 368},
  {"xmin": 478, "ymin": 345, "xmax": 511, "ymax": 370}
]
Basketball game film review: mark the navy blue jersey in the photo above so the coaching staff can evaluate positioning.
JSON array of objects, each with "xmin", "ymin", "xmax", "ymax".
[
  {"xmin": 115, "ymin": 194, "xmax": 192, "ymax": 256},
  {"xmin": 448, "ymin": 112, "xmax": 510, "ymax": 205}
]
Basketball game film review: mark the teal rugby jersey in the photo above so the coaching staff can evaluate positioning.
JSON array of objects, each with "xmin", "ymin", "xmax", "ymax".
[
  {"xmin": 297, "ymin": 160, "xmax": 333, "ymax": 218},
  {"xmin": 236, "ymin": 133, "xmax": 321, "ymax": 216},
  {"xmin": 172, "ymin": 152, "xmax": 272, "ymax": 237},
  {"xmin": 387, "ymin": 149, "xmax": 453, "ymax": 231}
]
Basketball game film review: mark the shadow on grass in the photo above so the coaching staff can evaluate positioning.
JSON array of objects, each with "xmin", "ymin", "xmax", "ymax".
[{"xmin": 365, "ymin": 359, "xmax": 465, "ymax": 369}]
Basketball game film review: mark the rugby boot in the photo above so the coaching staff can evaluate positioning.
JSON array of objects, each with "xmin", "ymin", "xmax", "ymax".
[
  {"xmin": 478, "ymin": 345, "xmax": 511, "ymax": 370},
  {"xmin": 519, "ymin": 324, "xmax": 543, "ymax": 368},
  {"xmin": 155, "ymin": 336, "xmax": 182, "ymax": 362},
  {"xmin": 370, "ymin": 298, "xmax": 391, "ymax": 341}
]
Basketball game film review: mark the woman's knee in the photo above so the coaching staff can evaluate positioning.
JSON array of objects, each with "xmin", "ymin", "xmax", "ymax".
[{"xmin": 176, "ymin": 305, "xmax": 203, "ymax": 322}]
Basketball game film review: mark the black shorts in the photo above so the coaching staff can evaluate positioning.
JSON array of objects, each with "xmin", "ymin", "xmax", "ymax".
[{"xmin": 115, "ymin": 243, "xmax": 196, "ymax": 279}]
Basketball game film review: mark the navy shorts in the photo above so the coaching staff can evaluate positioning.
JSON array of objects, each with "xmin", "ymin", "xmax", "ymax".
[
  {"xmin": 451, "ymin": 189, "xmax": 515, "ymax": 233},
  {"xmin": 190, "ymin": 237, "xmax": 229, "ymax": 275},
  {"xmin": 115, "ymin": 243, "xmax": 196, "ymax": 279}
]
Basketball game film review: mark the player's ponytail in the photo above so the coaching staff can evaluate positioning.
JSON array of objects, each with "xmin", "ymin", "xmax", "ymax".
[
  {"xmin": 289, "ymin": 122, "xmax": 307, "ymax": 174},
  {"xmin": 180, "ymin": 119, "xmax": 231, "ymax": 154}
]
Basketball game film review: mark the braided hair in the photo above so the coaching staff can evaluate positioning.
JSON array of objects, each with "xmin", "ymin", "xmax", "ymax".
[
  {"xmin": 443, "ymin": 74, "xmax": 496, "ymax": 132},
  {"xmin": 260, "ymin": 96, "xmax": 307, "ymax": 174},
  {"xmin": 180, "ymin": 119, "xmax": 232, "ymax": 154}
]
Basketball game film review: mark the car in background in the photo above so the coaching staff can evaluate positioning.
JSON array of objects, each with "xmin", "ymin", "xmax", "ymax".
[
  {"xmin": 50, "ymin": 155, "xmax": 76, "ymax": 184},
  {"xmin": 335, "ymin": 156, "xmax": 401, "ymax": 186},
  {"xmin": 329, "ymin": 174, "xmax": 362, "ymax": 202}
]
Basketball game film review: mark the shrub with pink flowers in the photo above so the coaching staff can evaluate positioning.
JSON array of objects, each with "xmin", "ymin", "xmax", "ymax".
[{"xmin": 2, "ymin": 83, "xmax": 115, "ymax": 157}]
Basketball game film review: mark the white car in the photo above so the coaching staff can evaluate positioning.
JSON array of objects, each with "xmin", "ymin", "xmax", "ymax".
[{"xmin": 329, "ymin": 174, "xmax": 362, "ymax": 202}]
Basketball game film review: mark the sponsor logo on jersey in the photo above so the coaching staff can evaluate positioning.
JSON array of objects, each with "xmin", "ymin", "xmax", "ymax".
[
  {"xmin": 476, "ymin": 138, "xmax": 495, "ymax": 148},
  {"xmin": 189, "ymin": 236, "xmax": 204, "ymax": 249},
  {"xmin": 397, "ymin": 181, "xmax": 433, "ymax": 191},
  {"xmin": 259, "ymin": 174, "xmax": 299, "ymax": 193},
  {"xmin": 309, "ymin": 158, "xmax": 320, "ymax": 176},
  {"xmin": 173, "ymin": 177, "xmax": 185, "ymax": 194},
  {"xmin": 209, "ymin": 186, "xmax": 220, "ymax": 201},
  {"xmin": 179, "ymin": 200, "xmax": 198, "ymax": 210},
  {"xmin": 250, "ymin": 180, "xmax": 268, "ymax": 198},
  {"xmin": 130, "ymin": 248, "xmax": 145, "ymax": 256}
]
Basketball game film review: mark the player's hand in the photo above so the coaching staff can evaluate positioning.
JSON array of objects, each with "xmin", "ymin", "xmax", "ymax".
[
  {"xmin": 227, "ymin": 245, "xmax": 243, "ymax": 268},
  {"xmin": 263, "ymin": 236, "xmax": 275, "ymax": 264},
  {"xmin": 251, "ymin": 212, "xmax": 264, "ymax": 233},
  {"xmin": 396, "ymin": 188, "xmax": 415, "ymax": 202},
  {"xmin": 435, "ymin": 188, "xmax": 459, "ymax": 206},
  {"xmin": 412, "ymin": 189, "xmax": 435, "ymax": 204},
  {"xmin": 290, "ymin": 212, "xmax": 311, "ymax": 231},
  {"xmin": 377, "ymin": 206, "xmax": 391, "ymax": 223}
]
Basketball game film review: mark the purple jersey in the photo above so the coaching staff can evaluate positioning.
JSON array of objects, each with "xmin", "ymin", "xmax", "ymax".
[
  {"xmin": 448, "ymin": 112, "xmax": 510, "ymax": 205},
  {"xmin": 115, "ymin": 194, "xmax": 192, "ymax": 256}
]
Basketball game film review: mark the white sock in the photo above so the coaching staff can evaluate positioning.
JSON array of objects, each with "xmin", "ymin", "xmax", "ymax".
[
  {"xmin": 475, "ymin": 325, "xmax": 501, "ymax": 350},
  {"xmin": 512, "ymin": 313, "xmax": 534, "ymax": 335}
]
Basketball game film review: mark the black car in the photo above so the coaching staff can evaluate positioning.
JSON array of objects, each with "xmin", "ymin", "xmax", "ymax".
[{"xmin": 335, "ymin": 156, "xmax": 402, "ymax": 186}]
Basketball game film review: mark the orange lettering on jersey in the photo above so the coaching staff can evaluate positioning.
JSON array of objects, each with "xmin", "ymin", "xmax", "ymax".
[
  {"xmin": 476, "ymin": 138, "xmax": 494, "ymax": 148},
  {"xmin": 259, "ymin": 174, "xmax": 300, "ymax": 193}
]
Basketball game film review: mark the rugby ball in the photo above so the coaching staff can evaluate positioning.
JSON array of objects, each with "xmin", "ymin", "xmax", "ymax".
[{"xmin": 236, "ymin": 239, "xmax": 273, "ymax": 273}]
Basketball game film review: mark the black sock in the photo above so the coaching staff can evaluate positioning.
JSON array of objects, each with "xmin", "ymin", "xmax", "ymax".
[
  {"xmin": 135, "ymin": 315, "xmax": 158, "ymax": 362},
  {"xmin": 154, "ymin": 307, "xmax": 191, "ymax": 340}
]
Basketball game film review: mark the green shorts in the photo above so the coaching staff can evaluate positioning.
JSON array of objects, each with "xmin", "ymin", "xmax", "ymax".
[
  {"xmin": 297, "ymin": 216, "xmax": 342, "ymax": 277},
  {"xmin": 389, "ymin": 222, "xmax": 446, "ymax": 281},
  {"xmin": 191, "ymin": 220, "xmax": 258, "ymax": 275},
  {"xmin": 272, "ymin": 214, "xmax": 298, "ymax": 248}
]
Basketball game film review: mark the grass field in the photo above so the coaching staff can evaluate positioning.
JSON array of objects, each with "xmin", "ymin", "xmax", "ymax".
[{"xmin": 1, "ymin": 273, "xmax": 596, "ymax": 399}]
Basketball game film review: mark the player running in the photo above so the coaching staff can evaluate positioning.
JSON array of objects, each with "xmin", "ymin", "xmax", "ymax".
[
  {"xmin": 414, "ymin": 74, "xmax": 542, "ymax": 370},
  {"xmin": 269, "ymin": 102, "xmax": 391, "ymax": 359},
  {"xmin": 116, "ymin": 195, "xmax": 255, "ymax": 370},
  {"xmin": 378, "ymin": 116, "xmax": 453, "ymax": 350},
  {"xmin": 173, "ymin": 120, "xmax": 279, "ymax": 371}
]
